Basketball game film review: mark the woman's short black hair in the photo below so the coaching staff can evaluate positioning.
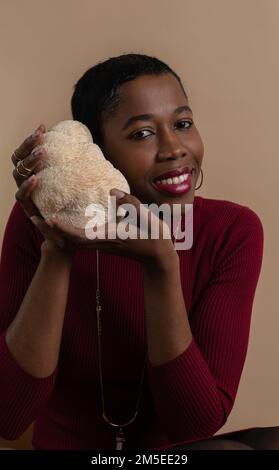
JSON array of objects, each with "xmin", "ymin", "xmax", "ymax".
[{"xmin": 71, "ymin": 53, "xmax": 187, "ymax": 147}]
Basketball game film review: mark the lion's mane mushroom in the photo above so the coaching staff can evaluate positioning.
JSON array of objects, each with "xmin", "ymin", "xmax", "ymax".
[{"xmin": 31, "ymin": 120, "xmax": 130, "ymax": 228}]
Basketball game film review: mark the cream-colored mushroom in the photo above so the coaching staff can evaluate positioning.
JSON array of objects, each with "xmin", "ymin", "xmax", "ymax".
[{"xmin": 31, "ymin": 120, "xmax": 130, "ymax": 228}]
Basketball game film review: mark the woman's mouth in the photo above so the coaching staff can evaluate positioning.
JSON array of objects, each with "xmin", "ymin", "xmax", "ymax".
[{"xmin": 151, "ymin": 170, "xmax": 193, "ymax": 195}]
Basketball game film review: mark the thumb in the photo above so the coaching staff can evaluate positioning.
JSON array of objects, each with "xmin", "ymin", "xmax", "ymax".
[
  {"xmin": 109, "ymin": 188, "xmax": 146, "ymax": 227},
  {"xmin": 109, "ymin": 188, "xmax": 143, "ymax": 213},
  {"xmin": 110, "ymin": 188, "xmax": 126, "ymax": 199}
]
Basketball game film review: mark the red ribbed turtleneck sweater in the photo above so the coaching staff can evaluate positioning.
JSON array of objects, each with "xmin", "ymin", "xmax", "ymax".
[{"xmin": 0, "ymin": 196, "xmax": 264, "ymax": 450}]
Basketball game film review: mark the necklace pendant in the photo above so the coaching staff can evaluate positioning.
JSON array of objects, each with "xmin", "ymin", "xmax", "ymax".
[{"xmin": 116, "ymin": 427, "xmax": 125, "ymax": 450}]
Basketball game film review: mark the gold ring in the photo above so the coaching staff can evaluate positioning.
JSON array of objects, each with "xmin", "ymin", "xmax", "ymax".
[
  {"xmin": 13, "ymin": 150, "xmax": 21, "ymax": 162},
  {"xmin": 16, "ymin": 160, "xmax": 31, "ymax": 177},
  {"xmin": 20, "ymin": 159, "xmax": 32, "ymax": 173}
]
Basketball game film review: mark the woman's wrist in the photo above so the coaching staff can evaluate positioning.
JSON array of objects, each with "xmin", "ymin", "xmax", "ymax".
[
  {"xmin": 143, "ymin": 250, "xmax": 179, "ymax": 277},
  {"xmin": 40, "ymin": 239, "xmax": 75, "ymax": 264}
]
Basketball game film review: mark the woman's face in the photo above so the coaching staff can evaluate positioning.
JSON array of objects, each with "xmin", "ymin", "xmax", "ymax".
[{"xmin": 101, "ymin": 73, "xmax": 204, "ymax": 209}]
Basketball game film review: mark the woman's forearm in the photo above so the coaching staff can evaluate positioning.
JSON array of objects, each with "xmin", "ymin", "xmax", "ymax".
[
  {"xmin": 143, "ymin": 254, "xmax": 192, "ymax": 366},
  {"xmin": 5, "ymin": 243, "xmax": 73, "ymax": 378}
]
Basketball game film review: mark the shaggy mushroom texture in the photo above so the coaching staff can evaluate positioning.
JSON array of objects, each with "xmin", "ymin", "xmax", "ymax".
[{"xmin": 31, "ymin": 120, "xmax": 130, "ymax": 228}]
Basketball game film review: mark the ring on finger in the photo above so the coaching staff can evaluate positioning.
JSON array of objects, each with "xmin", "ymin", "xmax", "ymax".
[
  {"xmin": 20, "ymin": 159, "xmax": 32, "ymax": 173},
  {"xmin": 16, "ymin": 159, "xmax": 32, "ymax": 177},
  {"xmin": 12, "ymin": 150, "xmax": 21, "ymax": 163}
]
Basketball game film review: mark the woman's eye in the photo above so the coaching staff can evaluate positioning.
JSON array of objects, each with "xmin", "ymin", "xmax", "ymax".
[
  {"xmin": 130, "ymin": 129, "xmax": 153, "ymax": 140},
  {"xmin": 130, "ymin": 120, "xmax": 193, "ymax": 140},
  {"xmin": 176, "ymin": 120, "xmax": 193, "ymax": 130}
]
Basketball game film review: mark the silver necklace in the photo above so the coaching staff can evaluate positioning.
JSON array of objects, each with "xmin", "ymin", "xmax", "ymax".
[{"xmin": 95, "ymin": 249, "xmax": 147, "ymax": 450}]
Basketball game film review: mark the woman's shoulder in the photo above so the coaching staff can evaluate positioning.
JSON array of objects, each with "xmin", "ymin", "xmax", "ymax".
[
  {"xmin": 1, "ymin": 201, "xmax": 43, "ymax": 255},
  {"xmin": 192, "ymin": 196, "xmax": 264, "ymax": 279},
  {"xmin": 194, "ymin": 195, "xmax": 264, "ymax": 259},
  {"xmin": 195, "ymin": 195, "xmax": 263, "ymax": 231}
]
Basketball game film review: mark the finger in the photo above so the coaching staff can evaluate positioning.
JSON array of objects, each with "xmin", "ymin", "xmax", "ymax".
[
  {"xmin": 11, "ymin": 124, "xmax": 46, "ymax": 165},
  {"xmin": 48, "ymin": 218, "xmax": 86, "ymax": 240},
  {"xmin": 48, "ymin": 218, "xmax": 106, "ymax": 245},
  {"xmin": 110, "ymin": 189, "xmax": 170, "ymax": 239},
  {"xmin": 13, "ymin": 167, "xmax": 31, "ymax": 188},
  {"xmin": 110, "ymin": 188, "xmax": 146, "ymax": 227},
  {"xmin": 12, "ymin": 148, "xmax": 46, "ymax": 187},
  {"xmin": 21, "ymin": 148, "xmax": 46, "ymax": 174},
  {"xmin": 49, "ymin": 217, "xmax": 119, "ymax": 245},
  {"xmin": 15, "ymin": 175, "xmax": 41, "ymax": 218}
]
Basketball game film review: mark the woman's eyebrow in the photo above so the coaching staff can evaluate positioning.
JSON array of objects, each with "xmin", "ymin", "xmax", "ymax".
[{"xmin": 122, "ymin": 105, "xmax": 193, "ymax": 130}]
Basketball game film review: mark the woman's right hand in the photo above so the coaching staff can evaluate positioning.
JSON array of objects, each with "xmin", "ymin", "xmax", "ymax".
[{"xmin": 11, "ymin": 124, "xmax": 73, "ymax": 254}]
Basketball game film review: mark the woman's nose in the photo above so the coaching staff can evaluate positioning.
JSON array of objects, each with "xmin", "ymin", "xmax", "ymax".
[{"xmin": 156, "ymin": 133, "xmax": 187, "ymax": 161}]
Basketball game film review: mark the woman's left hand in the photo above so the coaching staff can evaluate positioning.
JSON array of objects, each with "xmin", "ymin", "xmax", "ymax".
[{"xmin": 41, "ymin": 188, "xmax": 178, "ymax": 270}]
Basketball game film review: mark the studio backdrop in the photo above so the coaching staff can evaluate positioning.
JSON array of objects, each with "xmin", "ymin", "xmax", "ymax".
[{"xmin": 0, "ymin": 0, "xmax": 278, "ymax": 449}]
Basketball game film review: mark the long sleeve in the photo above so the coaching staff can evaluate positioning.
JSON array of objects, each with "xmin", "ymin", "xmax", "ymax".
[
  {"xmin": 147, "ymin": 206, "xmax": 264, "ymax": 444},
  {"xmin": 0, "ymin": 203, "xmax": 57, "ymax": 440},
  {"xmin": 0, "ymin": 197, "xmax": 265, "ymax": 450}
]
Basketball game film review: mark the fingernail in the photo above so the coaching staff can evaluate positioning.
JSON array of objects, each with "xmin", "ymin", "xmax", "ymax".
[
  {"xmin": 110, "ymin": 188, "xmax": 125, "ymax": 199},
  {"xmin": 31, "ymin": 149, "xmax": 43, "ymax": 158},
  {"xmin": 32, "ymin": 130, "xmax": 40, "ymax": 139}
]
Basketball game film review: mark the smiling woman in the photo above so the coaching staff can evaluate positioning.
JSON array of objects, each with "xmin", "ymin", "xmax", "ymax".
[
  {"xmin": 0, "ymin": 53, "xmax": 277, "ymax": 451},
  {"xmin": 72, "ymin": 59, "xmax": 204, "ymax": 212},
  {"xmin": 100, "ymin": 75, "xmax": 202, "ymax": 204}
]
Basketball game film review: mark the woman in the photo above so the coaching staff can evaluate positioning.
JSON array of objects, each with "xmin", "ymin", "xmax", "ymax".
[{"xmin": 0, "ymin": 53, "xmax": 278, "ymax": 450}]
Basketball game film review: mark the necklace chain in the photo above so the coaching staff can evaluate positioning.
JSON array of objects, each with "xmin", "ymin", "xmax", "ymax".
[
  {"xmin": 95, "ymin": 249, "xmax": 147, "ymax": 450},
  {"xmin": 95, "ymin": 221, "xmax": 181, "ymax": 449}
]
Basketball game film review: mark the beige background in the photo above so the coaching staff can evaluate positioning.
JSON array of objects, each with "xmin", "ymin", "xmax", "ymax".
[{"xmin": 0, "ymin": 0, "xmax": 278, "ymax": 449}]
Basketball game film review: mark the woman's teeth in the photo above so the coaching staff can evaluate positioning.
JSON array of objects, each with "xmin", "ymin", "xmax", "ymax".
[{"xmin": 156, "ymin": 173, "xmax": 189, "ymax": 185}]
